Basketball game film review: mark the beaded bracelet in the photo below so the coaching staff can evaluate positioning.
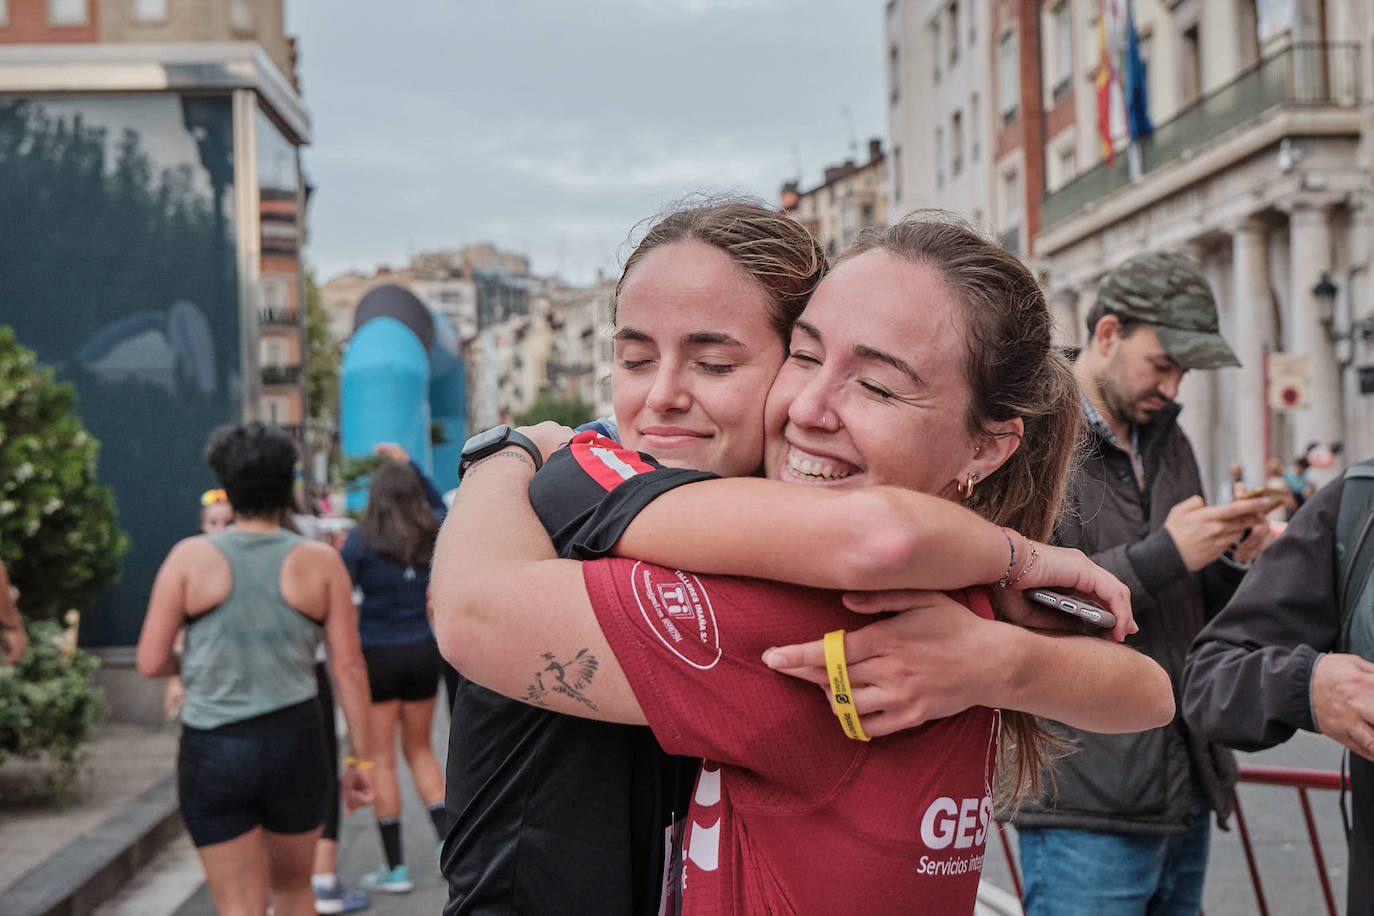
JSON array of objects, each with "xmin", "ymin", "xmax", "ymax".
[{"xmin": 1005, "ymin": 545, "xmax": 1040, "ymax": 589}]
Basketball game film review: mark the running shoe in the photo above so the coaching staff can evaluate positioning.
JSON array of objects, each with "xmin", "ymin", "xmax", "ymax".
[
  {"xmin": 313, "ymin": 879, "xmax": 370, "ymax": 913},
  {"xmin": 360, "ymin": 864, "xmax": 413, "ymax": 893}
]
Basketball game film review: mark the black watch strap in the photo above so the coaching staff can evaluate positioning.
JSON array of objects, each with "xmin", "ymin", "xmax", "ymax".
[{"xmin": 459, "ymin": 425, "xmax": 544, "ymax": 480}]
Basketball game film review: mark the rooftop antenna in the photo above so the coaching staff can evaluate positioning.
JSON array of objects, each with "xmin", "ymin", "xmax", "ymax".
[{"xmin": 842, "ymin": 105, "xmax": 858, "ymax": 159}]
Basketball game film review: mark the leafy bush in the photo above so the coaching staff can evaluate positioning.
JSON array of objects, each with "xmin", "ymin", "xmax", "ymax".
[
  {"xmin": 514, "ymin": 390, "xmax": 595, "ymax": 428},
  {"xmin": 0, "ymin": 616, "xmax": 107, "ymax": 791},
  {"xmin": 0, "ymin": 327, "xmax": 129, "ymax": 622}
]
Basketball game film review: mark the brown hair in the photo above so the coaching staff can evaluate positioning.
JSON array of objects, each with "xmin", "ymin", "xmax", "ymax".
[
  {"xmin": 360, "ymin": 461, "xmax": 441, "ymax": 568},
  {"xmin": 838, "ymin": 213, "xmax": 1084, "ymax": 801},
  {"xmin": 615, "ymin": 197, "xmax": 827, "ymax": 345}
]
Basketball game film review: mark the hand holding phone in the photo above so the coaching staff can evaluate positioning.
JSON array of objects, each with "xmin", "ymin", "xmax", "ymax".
[
  {"xmin": 1025, "ymin": 589, "xmax": 1117, "ymax": 629},
  {"xmin": 1242, "ymin": 485, "xmax": 1288, "ymax": 503}
]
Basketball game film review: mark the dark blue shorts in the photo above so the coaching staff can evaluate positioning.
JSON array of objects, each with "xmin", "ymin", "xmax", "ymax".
[
  {"xmin": 362, "ymin": 639, "xmax": 441, "ymax": 703},
  {"xmin": 177, "ymin": 698, "xmax": 330, "ymax": 847}
]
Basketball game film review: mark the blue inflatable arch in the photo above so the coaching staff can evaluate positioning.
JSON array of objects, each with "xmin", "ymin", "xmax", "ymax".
[{"xmin": 341, "ymin": 284, "xmax": 466, "ymax": 510}]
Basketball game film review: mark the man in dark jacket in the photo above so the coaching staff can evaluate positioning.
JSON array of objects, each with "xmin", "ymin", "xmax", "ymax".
[
  {"xmin": 1011, "ymin": 251, "xmax": 1275, "ymax": 914},
  {"xmin": 1183, "ymin": 466, "xmax": 1374, "ymax": 916}
]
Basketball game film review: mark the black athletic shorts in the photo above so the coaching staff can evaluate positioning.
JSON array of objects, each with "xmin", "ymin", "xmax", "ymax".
[
  {"xmin": 362, "ymin": 638, "xmax": 442, "ymax": 703},
  {"xmin": 177, "ymin": 698, "xmax": 329, "ymax": 847}
]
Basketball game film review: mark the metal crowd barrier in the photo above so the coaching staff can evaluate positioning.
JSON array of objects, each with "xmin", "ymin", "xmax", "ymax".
[{"xmin": 993, "ymin": 763, "xmax": 1351, "ymax": 916}]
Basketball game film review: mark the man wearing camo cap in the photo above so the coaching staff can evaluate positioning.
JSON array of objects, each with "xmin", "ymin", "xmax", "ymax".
[{"xmin": 1011, "ymin": 251, "xmax": 1278, "ymax": 914}]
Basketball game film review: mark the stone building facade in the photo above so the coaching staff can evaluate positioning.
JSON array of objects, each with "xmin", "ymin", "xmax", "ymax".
[{"xmin": 1033, "ymin": 1, "xmax": 1374, "ymax": 489}]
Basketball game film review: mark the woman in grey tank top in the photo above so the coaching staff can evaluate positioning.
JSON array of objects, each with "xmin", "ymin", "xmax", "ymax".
[{"xmin": 137, "ymin": 422, "xmax": 377, "ymax": 916}]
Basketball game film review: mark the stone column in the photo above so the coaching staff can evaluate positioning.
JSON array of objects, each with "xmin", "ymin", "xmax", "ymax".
[
  {"xmin": 1230, "ymin": 217, "xmax": 1269, "ymax": 473},
  {"xmin": 1288, "ymin": 203, "xmax": 1345, "ymax": 453}
]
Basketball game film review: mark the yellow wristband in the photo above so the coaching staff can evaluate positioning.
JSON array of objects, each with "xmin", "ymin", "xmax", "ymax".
[
  {"xmin": 823, "ymin": 630, "xmax": 870, "ymax": 742},
  {"xmin": 344, "ymin": 756, "xmax": 374, "ymax": 770}
]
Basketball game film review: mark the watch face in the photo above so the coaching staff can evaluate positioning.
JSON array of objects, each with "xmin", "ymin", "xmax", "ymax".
[{"xmin": 462, "ymin": 424, "xmax": 511, "ymax": 460}]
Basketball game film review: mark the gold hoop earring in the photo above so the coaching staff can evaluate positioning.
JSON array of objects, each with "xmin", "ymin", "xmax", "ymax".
[{"xmin": 957, "ymin": 470, "xmax": 981, "ymax": 500}]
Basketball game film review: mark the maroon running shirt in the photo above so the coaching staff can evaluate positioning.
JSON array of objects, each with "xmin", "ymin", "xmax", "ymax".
[{"xmin": 583, "ymin": 558, "xmax": 1001, "ymax": 915}]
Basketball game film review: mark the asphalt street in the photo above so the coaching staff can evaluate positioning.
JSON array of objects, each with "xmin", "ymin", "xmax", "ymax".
[
  {"xmin": 984, "ymin": 730, "xmax": 1353, "ymax": 916},
  {"xmin": 166, "ymin": 696, "xmax": 1354, "ymax": 916}
]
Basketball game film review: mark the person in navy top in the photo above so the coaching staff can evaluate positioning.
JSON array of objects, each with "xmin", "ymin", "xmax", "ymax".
[{"xmin": 340, "ymin": 443, "xmax": 447, "ymax": 894}]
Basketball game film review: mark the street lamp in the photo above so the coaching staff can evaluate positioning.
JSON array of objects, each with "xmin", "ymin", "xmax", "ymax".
[
  {"xmin": 1314, "ymin": 272, "xmax": 1374, "ymax": 393},
  {"xmin": 1314, "ymin": 271, "xmax": 1374, "ymax": 345},
  {"xmin": 1313, "ymin": 272, "xmax": 1338, "ymax": 328}
]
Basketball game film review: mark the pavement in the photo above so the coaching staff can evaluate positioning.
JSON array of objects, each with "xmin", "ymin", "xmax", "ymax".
[
  {"xmin": 0, "ymin": 707, "xmax": 450, "ymax": 916},
  {"xmin": 0, "ymin": 722, "xmax": 184, "ymax": 916},
  {"xmin": 0, "ymin": 702, "xmax": 1353, "ymax": 916}
]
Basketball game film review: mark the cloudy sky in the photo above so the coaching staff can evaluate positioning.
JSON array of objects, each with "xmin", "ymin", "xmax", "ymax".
[{"xmin": 286, "ymin": 0, "xmax": 889, "ymax": 285}]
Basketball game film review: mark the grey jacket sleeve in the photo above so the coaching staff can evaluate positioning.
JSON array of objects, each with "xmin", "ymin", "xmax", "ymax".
[{"xmin": 1181, "ymin": 478, "xmax": 1346, "ymax": 751}]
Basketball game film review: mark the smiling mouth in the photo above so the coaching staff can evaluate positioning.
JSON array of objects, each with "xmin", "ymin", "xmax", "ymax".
[
  {"xmin": 784, "ymin": 445, "xmax": 858, "ymax": 481},
  {"xmin": 640, "ymin": 428, "xmax": 710, "ymax": 444}
]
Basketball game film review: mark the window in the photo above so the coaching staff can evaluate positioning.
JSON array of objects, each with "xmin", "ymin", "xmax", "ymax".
[
  {"xmin": 970, "ymin": 93, "xmax": 981, "ymax": 161},
  {"xmin": 0, "ymin": 0, "xmax": 8, "ymax": 27},
  {"xmin": 1057, "ymin": 145, "xmax": 1076, "ymax": 188},
  {"xmin": 260, "ymin": 338, "xmax": 289, "ymax": 367},
  {"xmin": 133, "ymin": 0, "xmax": 166, "ymax": 22},
  {"xmin": 967, "ymin": 0, "xmax": 976, "ymax": 44},
  {"xmin": 1180, "ymin": 25, "xmax": 1201, "ymax": 105},
  {"xmin": 1053, "ymin": 2, "xmax": 1072, "ymax": 96},
  {"xmin": 951, "ymin": 110, "xmax": 964, "ymax": 176},
  {"xmin": 48, "ymin": 0, "xmax": 87, "ymax": 25},
  {"xmin": 260, "ymin": 276, "xmax": 289, "ymax": 311},
  {"xmin": 932, "ymin": 21, "xmax": 942, "ymax": 84},
  {"xmin": 935, "ymin": 126, "xmax": 945, "ymax": 189},
  {"xmin": 893, "ymin": 144, "xmax": 903, "ymax": 203},
  {"xmin": 999, "ymin": 30, "xmax": 1019, "ymax": 123},
  {"xmin": 1003, "ymin": 167, "xmax": 1023, "ymax": 227},
  {"xmin": 889, "ymin": 45, "xmax": 901, "ymax": 104},
  {"xmin": 949, "ymin": 2, "xmax": 960, "ymax": 65},
  {"xmin": 261, "ymin": 396, "xmax": 289, "ymax": 424},
  {"xmin": 230, "ymin": 0, "xmax": 254, "ymax": 31}
]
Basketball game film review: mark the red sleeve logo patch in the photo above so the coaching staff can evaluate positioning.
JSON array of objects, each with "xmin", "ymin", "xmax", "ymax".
[
  {"xmin": 628, "ymin": 562, "xmax": 722, "ymax": 670},
  {"xmin": 569, "ymin": 431, "xmax": 656, "ymax": 492}
]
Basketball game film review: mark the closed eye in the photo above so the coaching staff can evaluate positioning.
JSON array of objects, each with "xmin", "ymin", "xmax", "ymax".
[
  {"xmin": 860, "ymin": 381, "xmax": 896, "ymax": 399},
  {"xmin": 697, "ymin": 362, "xmax": 734, "ymax": 375},
  {"xmin": 619, "ymin": 359, "xmax": 653, "ymax": 370}
]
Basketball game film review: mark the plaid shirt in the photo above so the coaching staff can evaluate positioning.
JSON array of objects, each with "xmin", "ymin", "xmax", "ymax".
[{"xmin": 1081, "ymin": 393, "xmax": 1145, "ymax": 489}]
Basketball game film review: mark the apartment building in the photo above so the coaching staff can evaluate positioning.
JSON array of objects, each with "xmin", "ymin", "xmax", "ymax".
[
  {"xmin": 781, "ymin": 138, "xmax": 887, "ymax": 258},
  {"xmin": 0, "ymin": 0, "xmax": 296, "ymax": 86}
]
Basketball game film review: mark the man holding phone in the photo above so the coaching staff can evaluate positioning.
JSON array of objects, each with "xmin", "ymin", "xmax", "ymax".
[
  {"xmin": 1011, "ymin": 252, "xmax": 1276, "ymax": 914},
  {"xmin": 1183, "ymin": 459, "xmax": 1374, "ymax": 916}
]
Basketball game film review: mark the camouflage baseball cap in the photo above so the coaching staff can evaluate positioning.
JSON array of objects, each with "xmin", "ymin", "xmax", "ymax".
[{"xmin": 1096, "ymin": 251, "xmax": 1240, "ymax": 369}]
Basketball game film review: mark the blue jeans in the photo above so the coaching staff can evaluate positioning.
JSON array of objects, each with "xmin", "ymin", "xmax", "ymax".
[{"xmin": 1017, "ymin": 799, "xmax": 1212, "ymax": 916}]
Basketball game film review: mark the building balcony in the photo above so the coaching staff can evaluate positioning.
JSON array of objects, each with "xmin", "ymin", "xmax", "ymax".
[
  {"xmin": 262, "ymin": 364, "xmax": 302, "ymax": 385},
  {"xmin": 1041, "ymin": 42, "xmax": 1362, "ymax": 234},
  {"xmin": 260, "ymin": 307, "xmax": 299, "ymax": 327}
]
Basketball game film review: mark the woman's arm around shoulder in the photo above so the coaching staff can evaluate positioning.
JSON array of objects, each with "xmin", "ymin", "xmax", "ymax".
[{"xmin": 431, "ymin": 444, "xmax": 645, "ymax": 726}]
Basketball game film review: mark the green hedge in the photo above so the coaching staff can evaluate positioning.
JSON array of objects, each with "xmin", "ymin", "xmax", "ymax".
[
  {"xmin": 0, "ymin": 617, "xmax": 106, "ymax": 790},
  {"xmin": 0, "ymin": 327, "xmax": 128, "ymax": 623}
]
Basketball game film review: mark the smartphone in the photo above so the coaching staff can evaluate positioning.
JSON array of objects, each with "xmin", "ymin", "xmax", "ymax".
[
  {"xmin": 1242, "ymin": 485, "xmax": 1288, "ymax": 502},
  {"xmin": 1025, "ymin": 589, "xmax": 1117, "ymax": 629}
]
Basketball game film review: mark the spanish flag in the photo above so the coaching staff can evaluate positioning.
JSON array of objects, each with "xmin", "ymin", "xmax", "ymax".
[{"xmin": 1095, "ymin": 0, "xmax": 1114, "ymax": 164}]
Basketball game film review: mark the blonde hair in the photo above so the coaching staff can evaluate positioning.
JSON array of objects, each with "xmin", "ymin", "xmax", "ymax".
[{"xmin": 839, "ymin": 213, "xmax": 1084, "ymax": 800}]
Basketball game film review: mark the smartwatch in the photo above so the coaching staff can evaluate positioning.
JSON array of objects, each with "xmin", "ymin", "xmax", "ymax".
[{"xmin": 458, "ymin": 424, "xmax": 544, "ymax": 480}]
